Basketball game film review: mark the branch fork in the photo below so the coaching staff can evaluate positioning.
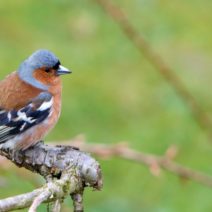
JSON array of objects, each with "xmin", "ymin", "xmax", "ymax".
[{"xmin": 0, "ymin": 142, "xmax": 103, "ymax": 211}]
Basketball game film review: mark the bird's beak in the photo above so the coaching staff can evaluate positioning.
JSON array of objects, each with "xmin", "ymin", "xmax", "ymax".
[{"xmin": 56, "ymin": 65, "xmax": 72, "ymax": 75}]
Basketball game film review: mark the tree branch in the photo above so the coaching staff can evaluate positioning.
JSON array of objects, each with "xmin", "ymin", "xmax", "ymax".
[
  {"xmin": 1, "ymin": 137, "xmax": 212, "ymax": 210},
  {"xmin": 0, "ymin": 142, "xmax": 102, "ymax": 211}
]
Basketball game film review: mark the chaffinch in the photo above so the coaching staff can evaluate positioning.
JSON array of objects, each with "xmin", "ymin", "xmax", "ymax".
[{"xmin": 0, "ymin": 49, "xmax": 71, "ymax": 150}]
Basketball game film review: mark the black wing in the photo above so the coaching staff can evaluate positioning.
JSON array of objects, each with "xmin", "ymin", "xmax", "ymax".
[{"xmin": 0, "ymin": 92, "xmax": 53, "ymax": 144}]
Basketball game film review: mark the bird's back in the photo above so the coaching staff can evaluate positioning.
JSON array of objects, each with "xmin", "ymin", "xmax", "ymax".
[{"xmin": 0, "ymin": 72, "xmax": 41, "ymax": 110}]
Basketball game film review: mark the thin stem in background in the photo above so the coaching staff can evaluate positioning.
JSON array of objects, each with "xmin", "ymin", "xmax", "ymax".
[{"xmin": 94, "ymin": 0, "xmax": 212, "ymax": 141}]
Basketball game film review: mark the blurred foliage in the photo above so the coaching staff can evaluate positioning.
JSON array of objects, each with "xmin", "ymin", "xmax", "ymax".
[{"xmin": 0, "ymin": 0, "xmax": 212, "ymax": 211}]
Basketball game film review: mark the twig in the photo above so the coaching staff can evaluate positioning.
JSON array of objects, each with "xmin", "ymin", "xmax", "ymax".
[
  {"xmin": 0, "ymin": 188, "xmax": 43, "ymax": 211},
  {"xmin": 0, "ymin": 142, "xmax": 102, "ymax": 211},
  {"xmin": 51, "ymin": 200, "xmax": 62, "ymax": 212},
  {"xmin": 63, "ymin": 139, "xmax": 212, "ymax": 188},
  {"xmin": 28, "ymin": 188, "xmax": 52, "ymax": 212},
  {"xmin": 71, "ymin": 192, "xmax": 84, "ymax": 212},
  {"xmin": 94, "ymin": 0, "xmax": 212, "ymax": 139}
]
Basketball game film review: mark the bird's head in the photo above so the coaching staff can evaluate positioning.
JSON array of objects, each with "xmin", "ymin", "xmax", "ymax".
[{"xmin": 18, "ymin": 49, "xmax": 71, "ymax": 91}]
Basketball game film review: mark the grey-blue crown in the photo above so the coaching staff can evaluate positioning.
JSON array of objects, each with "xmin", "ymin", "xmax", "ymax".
[{"xmin": 26, "ymin": 49, "xmax": 60, "ymax": 70}]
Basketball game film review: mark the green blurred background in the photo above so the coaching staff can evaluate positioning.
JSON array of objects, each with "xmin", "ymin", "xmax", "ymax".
[{"xmin": 0, "ymin": 0, "xmax": 212, "ymax": 211}]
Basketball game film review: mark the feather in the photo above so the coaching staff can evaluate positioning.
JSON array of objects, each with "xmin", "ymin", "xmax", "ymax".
[{"xmin": 0, "ymin": 92, "xmax": 53, "ymax": 144}]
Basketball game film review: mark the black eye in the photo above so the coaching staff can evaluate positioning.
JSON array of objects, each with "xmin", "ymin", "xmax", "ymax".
[{"xmin": 45, "ymin": 68, "xmax": 51, "ymax": 73}]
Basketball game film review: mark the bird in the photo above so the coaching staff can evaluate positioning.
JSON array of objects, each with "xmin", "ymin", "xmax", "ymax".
[{"xmin": 0, "ymin": 49, "xmax": 71, "ymax": 150}]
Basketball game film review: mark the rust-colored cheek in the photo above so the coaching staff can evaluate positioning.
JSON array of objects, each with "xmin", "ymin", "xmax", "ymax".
[
  {"xmin": 33, "ymin": 69, "xmax": 61, "ymax": 85},
  {"xmin": 33, "ymin": 69, "xmax": 62, "ymax": 95}
]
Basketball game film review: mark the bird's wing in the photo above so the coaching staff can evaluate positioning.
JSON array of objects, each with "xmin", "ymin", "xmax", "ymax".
[{"xmin": 0, "ymin": 92, "xmax": 53, "ymax": 144}]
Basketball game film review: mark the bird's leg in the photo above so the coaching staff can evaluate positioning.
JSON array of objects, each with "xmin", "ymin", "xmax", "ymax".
[{"xmin": 55, "ymin": 145, "xmax": 79, "ymax": 151}]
